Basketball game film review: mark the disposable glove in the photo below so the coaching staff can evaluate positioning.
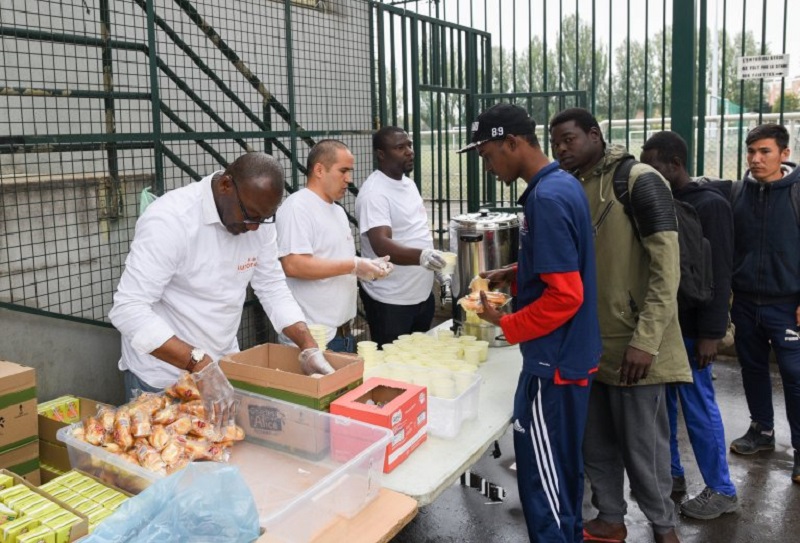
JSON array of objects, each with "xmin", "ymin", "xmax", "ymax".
[
  {"xmin": 352, "ymin": 256, "xmax": 393, "ymax": 281},
  {"xmin": 299, "ymin": 348, "xmax": 336, "ymax": 376},
  {"xmin": 419, "ymin": 248, "xmax": 446, "ymax": 271},
  {"xmin": 191, "ymin": 361, "xmax": 236, "ymax": 433},
  {"xmin": 435, "ymin": 271, "xmax": 452, "ymax": 306}
]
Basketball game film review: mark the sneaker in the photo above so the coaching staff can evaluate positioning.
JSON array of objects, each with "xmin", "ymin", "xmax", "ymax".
[
  {"xmin": 793, "ymin": 450, "xmax": 800, "ymax": 484},
  {"xmin": 672, "ymin": 475, "xmax": 687, "ymax": 493},
  {"xmin": 730, "ymin": 422, "xmax": 775, "ymax": 455},
  {"xmin": 583, "ymin": 518, "xmax": 627, "ymax": 542},
  {"xmin": 680, "ymin": 487, "xmax": 738, "ymax": 520}
]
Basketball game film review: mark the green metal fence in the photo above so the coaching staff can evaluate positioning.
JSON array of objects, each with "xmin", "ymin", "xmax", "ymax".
[
  {"xmin": 1, "ymin": 0, "xmax": 375, "ymax": 346},
  {"xmin": 393, "ymin": 0, "xmax": 798, "ymax": 179},
  {"xmin": 2, "ymin": 0, "xmax": 799, "ymax": 343}
]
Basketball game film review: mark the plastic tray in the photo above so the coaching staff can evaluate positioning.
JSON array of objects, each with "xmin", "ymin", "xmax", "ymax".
[
  {"xmin": 366, "ymin": 364, "xmax": 482, "ymax": 439},
  {"xmin": 57, "ymin": 390, "xmax": 391, "ymax": 543}
]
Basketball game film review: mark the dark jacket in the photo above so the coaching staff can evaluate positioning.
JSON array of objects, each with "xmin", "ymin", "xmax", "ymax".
[
  {"xmin": 732, "ymin": 164, "xmax": 800, "ymax": 303},
  {"xmin": 674, "ymin": 182, "xmax": 733, "ymax": 339}
]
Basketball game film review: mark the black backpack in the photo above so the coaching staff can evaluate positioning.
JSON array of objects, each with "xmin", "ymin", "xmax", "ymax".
[{"xmin": 613, "ymin": 158, "xmax": 714, "ymax": 307}]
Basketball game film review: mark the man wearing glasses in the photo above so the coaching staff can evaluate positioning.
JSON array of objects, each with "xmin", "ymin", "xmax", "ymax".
[
  {"xmin": 110, "ymin": 152, "xmax": 332, "ymax": 423},
  {"xmin": 276, "ymin": 140, "xmax": 392, "ymax": 353}
]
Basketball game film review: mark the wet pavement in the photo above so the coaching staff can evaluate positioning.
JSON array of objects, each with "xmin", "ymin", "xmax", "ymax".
[{"xmin": 392, "ymin": 355, "xmax": 799, "ymax": 542}]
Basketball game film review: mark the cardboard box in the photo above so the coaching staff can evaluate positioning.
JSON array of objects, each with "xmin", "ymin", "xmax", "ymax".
[
  {"xmin": 39, "ymin": 465, "xmax": 62, "ymax": 484},
  {"xmin": 221, "ymin": 343, "xmax": 364, "ymax": 411},
  {"xmin": 0, "ymin": 440, "xmax": 40, "ymax": 485},
  {"xmin": 39, "ymin": 397, "xmax": 105, "ymax": 444},
  {"xmin": 330, "ymin": 378, "xmax": 428, "ymax": 473},
  {"xmin": 0, "ymin": 469, "xmax": 88, "ymax": 542},
  {"xmin": 40, "ymin": 440, "xmax": 71, "ymax": 473},
  {"xmin": 0, "ymin": 361, "xmax": 37, "ymax": 455},
  {"xmin": 235, "ymin": 389, "xmax": 330, "ymax": 458}
]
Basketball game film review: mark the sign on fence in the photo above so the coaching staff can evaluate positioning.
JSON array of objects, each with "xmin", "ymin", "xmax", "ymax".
[{"xmin": 737, "ymin": 54, "xmax": 790, "ymax": 80}]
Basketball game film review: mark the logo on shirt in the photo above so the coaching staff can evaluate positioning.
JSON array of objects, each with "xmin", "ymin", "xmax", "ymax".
[
  {"xmin": 785, "ymin": 329, "xmax": 800, "ymax": 342},
  {"xmin": 513, "ymin": 419, "xmax": 526, "ymax": 434},
  {"xmin": 238, "ymin": 257, "xmax": 257, "ymax": 272},
  {"xmin": 520, "ymin": 216, "xmax": 529, "ymax": 237}
]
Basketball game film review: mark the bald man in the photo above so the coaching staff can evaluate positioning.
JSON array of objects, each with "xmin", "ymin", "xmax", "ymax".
[{"xmin": 110, "ymin": 152, "xmax": 328, "ymax": 421}]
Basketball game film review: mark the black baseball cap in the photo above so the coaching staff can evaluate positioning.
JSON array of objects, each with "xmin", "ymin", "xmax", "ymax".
[{"xmin": 457, "ymin": 103, "xmax": 535, "ymax": 153}]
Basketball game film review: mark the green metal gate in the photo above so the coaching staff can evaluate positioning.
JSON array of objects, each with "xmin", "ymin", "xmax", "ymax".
[{"xmin": 372, "ymin": 2, "xmax": 492, "ymax": 247}]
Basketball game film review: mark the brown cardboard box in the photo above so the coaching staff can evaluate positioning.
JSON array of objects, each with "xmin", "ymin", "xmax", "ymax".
[
  {"xmin": 38, "ymin": 397, "xmax": 106, "ymax": 444},
  {"xmin": 40, "ymin": 439, "xmax": 71, "ymax": 473},
  {"xmin": 39, "ymin": 464, "xmax": 61, "ymax": 484},
  {"xmin": 0, "ymin": 361, "xmax": 37, "ymax": 455},
  {"xmin": 221, "ymin": 343, "xmax": 364, "ymax": 411},
  {"xmin": 0, "ymin": 440, "xmax": 40, "ymax": 485},
  {"xmin": 235, "ymin": 390, "xmax": 330, "ymax": 458},
  {"xmin": 0, "ymin": 469, "xmax": 88, "ymax": 541}
]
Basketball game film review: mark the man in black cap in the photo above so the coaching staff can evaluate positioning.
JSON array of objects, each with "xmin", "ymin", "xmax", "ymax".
[{"xmin": 461, "ymin": 103, "xmax": 601, "ymax": 543}]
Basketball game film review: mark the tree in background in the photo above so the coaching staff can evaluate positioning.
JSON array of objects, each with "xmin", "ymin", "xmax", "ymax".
[
  {"xmin": 714, "ymin": 29, "xmax": 771, "ymax": 113},
  {"xmin": 772, "ymin": 92, "xmax": 800, "ymax": 113}
]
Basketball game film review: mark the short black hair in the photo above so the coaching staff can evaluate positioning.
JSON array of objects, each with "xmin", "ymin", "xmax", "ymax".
[
  {"xmin": 306, "ymin": 139, "xmax": 349, "ymax": 174},
  {"xmin": 548, "ymin": 107, "xmax": 605, "ymax": 145},
  {"xmin": 746, "ymin": 123, "xmax": 789, "ymax": 150},
  {"xmin": 227, "ymin": 152, "xmax": 284, "ymax": 191},
  {"xmin": 373, "ymin": 126, "xmax": 407, "ymax": 151},
  {"xmin": 642, "ymin": 131, "xmax": 688, "ymax": 169}
]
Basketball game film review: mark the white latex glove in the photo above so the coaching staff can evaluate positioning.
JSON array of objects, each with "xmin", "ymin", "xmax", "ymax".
[
  {"xmin": 352, "ymin": 256, "xmax": 393, "ymax": 281},
  {"xmin": 435, "ymin": 271, "xmax": 452, "ymax": 306},
  {"xmin": 191, "ymin": 361, "xmax": 236, "ymax": 433},
  {"xmin": 299, "ymin": 348, "xmax": 335, "ymax": 376},
  {"xmin": 419, "ymin": 248, "xmax": 446, "ymax": 271}
]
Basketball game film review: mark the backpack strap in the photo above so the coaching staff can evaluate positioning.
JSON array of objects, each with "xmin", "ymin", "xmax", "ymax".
[
  {"xmin": 730, "ymin": 179, "xmax": 744, "ymax": 209},
  {"xmin": 612, "ymin": 157, "xmax": 638, "ymax": 236},
  {"xmin": 792, "ymin": 181, "xmax": 800, "ymax": 227}
]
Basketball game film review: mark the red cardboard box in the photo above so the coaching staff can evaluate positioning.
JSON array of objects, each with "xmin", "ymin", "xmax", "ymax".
[{"xmin": 330, "ymin": 378, "xmax": 427, "ymax": 473}]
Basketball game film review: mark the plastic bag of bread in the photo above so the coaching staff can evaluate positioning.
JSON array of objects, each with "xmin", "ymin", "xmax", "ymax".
[{"xmin": 165, "ymin": 372, "xmax": 201, "ymax": 402}]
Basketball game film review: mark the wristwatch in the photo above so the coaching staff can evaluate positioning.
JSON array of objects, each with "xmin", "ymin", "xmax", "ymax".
[{"xmin": 187, "ymin": 348, "xmax": 205, "ymax": 373}]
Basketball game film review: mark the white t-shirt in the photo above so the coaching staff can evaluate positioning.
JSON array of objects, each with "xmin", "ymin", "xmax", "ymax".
[
  {"xmin": 275, "ymin": 188, "xmax": 357, "ymax": 339},
  {"xmin": 109, "ymin": 172, "xmax": 306, "ymax": 389},
  {"xmin": 355, "ymin": 170, "xmax": 433, "ymax": 305}
]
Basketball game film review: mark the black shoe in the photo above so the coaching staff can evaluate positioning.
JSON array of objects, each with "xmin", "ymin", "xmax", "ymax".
[
  {"xmin": 680, "ymin": 487, "xmax": 738, "ymax": 520},
  {"xmin": 730, "ymin": 422, "xmax": 775, "ymax": 455},
  {"xmin": 793, "ymin": 450, "xmax": 800, "ymax": 484},
  {"xmin": 672, "ymin": 475, "xmax": 687, "ymax": 493}
]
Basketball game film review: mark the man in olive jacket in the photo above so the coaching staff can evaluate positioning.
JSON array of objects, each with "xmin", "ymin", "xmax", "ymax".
[{"xmin": 550, "ymin": 108, "xmax": 690, "ymax": 543}]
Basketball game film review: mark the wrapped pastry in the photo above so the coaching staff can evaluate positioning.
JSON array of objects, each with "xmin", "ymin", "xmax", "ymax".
[
  {"xmin": 217, "ymin": 424, "xmax": 245, "ymax": 444},
  {"xmin": 182, "ymin": 437, "xmax": 213, "ymax": 460},
  {"xmin": 189, "ymin": 417, "xmax": 222, "ymax": 441},
  {"xmin": 112, "ymin": 407, "xmax": 134, "ymax": 449},
  {"xmin": 166, "ymin": 454, "xmax": 191, "ymax": 475},
  {"xmin": 167, "ymin": 415, "xmax": 192, "ymax": 436},
  {"xmin": 97, "ymin": 406, "xmax": 117, "ymax": 434},
  {"xmin": 131, "ymin": 392, "xmax": 166, "ymax": 415},
  {"xmin": 102, "ymin": 442, "xmax": 122, "ymax": 454},
  {"xmin": 178, "ymin": 400, "xmax": 207, "ymax": 419},
  {"xmin": 165, "ymin": 372, "xmax": 201, "ymax": 402},
  {"xmin": 148, "ymin": 424, "xmax": 171, "ymax": 451},
  {"xmin": 84, "ymin": 416, "xmax": 106, "ymax": 446},
  {"xmin": 152, "ymin": 403, "xmax": 180, "ymax": 425},
  {"xmin": 160, "ymin": 438, "xmax": 186, "ymax": 466},
  {"xmin": 130, "ymin": 406, "xmax": 152, "ymax": 438},
  {"xmin": 71, "ymin": 425, "xmax": 85, "ymax": 442},
  {"xmin": 135, "ymin": 442, "xmax": 167, "ymax": 475}
]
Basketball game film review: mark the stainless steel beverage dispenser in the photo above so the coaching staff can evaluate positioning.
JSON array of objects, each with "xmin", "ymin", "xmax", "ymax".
[{"xmin": 450, "ymin": 209, "xmax": 520, "ymax": 346}]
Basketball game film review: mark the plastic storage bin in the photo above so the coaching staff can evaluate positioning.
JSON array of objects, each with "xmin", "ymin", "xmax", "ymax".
[
  {"xmin": 367, "ymin": 364, "xmax": 482, "ymax": 438},
  {"xmin": 57, "ymin": 390, "xmax": 391, "ymax": 543}
]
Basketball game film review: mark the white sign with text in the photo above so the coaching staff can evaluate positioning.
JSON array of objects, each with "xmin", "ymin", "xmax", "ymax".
[{"xmin": 737, "ymin": 54, "xmax": 790, "ymax": 80}]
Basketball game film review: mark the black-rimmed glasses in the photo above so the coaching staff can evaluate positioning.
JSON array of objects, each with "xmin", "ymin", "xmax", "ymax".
[{"xmin": 230, "ymin": 175, "xmax": 275, "ymax": 224}]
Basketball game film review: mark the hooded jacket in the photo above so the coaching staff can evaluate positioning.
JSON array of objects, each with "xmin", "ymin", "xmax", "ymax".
[
  {"xmin": 732, "ymin": 163, "xmax": 800, "ymax": 302},
  {"xmin": 575, "ymin": 144, "xmax": 690, "ymax": 385}
]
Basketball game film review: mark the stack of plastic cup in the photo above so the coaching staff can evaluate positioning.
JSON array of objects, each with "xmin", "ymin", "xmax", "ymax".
[
  {"xmin": 463, "ymin": 345, "xmax": 482, "ymax": 366},
  {"xmin": 308, "ymin": 324, "xmax": 329, "ymax": 350},
  {"xmin": 355, "ymin": 341, "xmax": 381, "ymax": 369}
]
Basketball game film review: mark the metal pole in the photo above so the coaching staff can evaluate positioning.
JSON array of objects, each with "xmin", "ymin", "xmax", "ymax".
[{"xmin": 145, "ymin": 0, "xmax": 164, "ymax": 194}]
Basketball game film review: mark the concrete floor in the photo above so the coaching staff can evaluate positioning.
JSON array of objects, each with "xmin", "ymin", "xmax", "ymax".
[{"xmin": 392, "ymin": 355, "xmax": 799, "ymax": 543}]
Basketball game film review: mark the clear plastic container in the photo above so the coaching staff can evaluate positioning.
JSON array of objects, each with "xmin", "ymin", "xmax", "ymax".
[{"xmin": 57, "ymin": 390, "xmax": 391, "ymax": 542}]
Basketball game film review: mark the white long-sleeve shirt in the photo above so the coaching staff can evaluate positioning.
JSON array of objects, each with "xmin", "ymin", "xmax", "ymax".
[{"xmin": 109, "ymin": 172, "xmax": 306, "ymax": 389}]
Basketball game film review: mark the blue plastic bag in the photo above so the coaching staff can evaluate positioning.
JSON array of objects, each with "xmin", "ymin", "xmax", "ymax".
[
  {"xmin": 139, "ymin": 186, "xmax": 158, "ymax": 216},
  {"xmin": 83, "ymin": 463, "xmax": 260, "ymax": 543}
]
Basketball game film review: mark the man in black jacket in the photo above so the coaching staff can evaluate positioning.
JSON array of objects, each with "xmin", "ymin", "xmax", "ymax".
[
  {"xmin": 724, "ymin": 123, "xmax": 800, "ymax": 485},
  {"xmin": 641, "ymin": 131, "xmax": 738, "ymax": 519}
]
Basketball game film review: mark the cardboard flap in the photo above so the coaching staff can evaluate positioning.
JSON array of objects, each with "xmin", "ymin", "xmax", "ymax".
[{"xmin": 0, "ymin": 361, "xmax": 36, "ymax": 396}]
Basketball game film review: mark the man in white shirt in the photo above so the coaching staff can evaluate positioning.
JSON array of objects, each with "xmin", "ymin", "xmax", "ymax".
[
  {"xmin": 276, "ymin": 140, "xmax": 391, "ymax": 352},
  {"xmin": 109, "ymin": 152, "xmax": 332, "ymax": 410},
  {"xmin": 355, "ymin": 127, "xmax": 448, "ymax": 346}
]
